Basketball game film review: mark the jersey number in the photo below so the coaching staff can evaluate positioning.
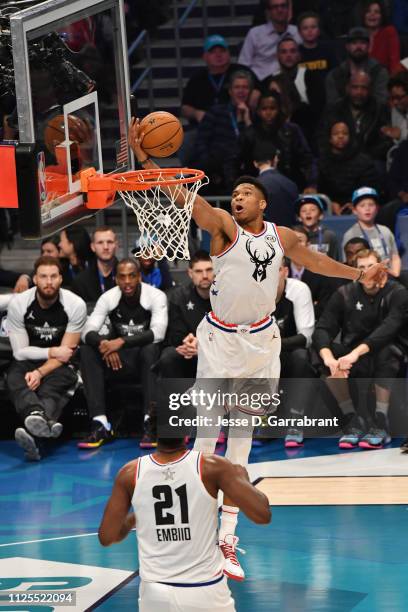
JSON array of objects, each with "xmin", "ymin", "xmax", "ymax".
[{"xmin": 153, "ymin": 484, "xmax": 189, "ymax": 525}]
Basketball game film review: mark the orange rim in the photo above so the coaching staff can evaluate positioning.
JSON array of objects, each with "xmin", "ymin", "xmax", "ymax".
[{"xmin": 80, "ymin": 167, "xmax": 205, "ymax": 209}]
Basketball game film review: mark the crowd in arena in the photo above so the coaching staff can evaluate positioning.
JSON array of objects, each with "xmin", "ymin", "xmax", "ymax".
[{"xmin": 1, "ymin": 0, "xmax": 408, "ymax": 461}]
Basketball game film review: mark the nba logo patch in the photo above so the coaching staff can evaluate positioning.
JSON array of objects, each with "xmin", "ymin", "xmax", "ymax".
[{"xmin": 265, "ymin": 235, "xmax": 276, "ymax": 248}]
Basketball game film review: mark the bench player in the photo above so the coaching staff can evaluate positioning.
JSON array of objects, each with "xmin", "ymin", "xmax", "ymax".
[
  {"xmin": 128, "ymin": 117, "xmax": 387, "ymax": 580},
  {"xmin": 99, "ymin": 437, "xmax": 271, "ymax": 611}
]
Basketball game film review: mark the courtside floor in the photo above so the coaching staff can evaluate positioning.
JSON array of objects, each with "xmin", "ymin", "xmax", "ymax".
[{"xmin": 1, "ymin": 438, "xmax": 407, "ymax": 611}]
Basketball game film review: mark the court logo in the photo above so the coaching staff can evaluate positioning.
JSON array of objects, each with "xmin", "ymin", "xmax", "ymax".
[{"xmin": 0, "ymin": 557, "xmax": 135, "ymax": 610}]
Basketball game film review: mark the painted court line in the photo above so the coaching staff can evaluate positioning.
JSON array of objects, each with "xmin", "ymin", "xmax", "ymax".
[{"xmin": 0, "ymin": 528, "xmax": 137, "ymax": 549}]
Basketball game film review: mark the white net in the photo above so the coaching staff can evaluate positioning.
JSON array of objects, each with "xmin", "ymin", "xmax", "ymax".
[{"xmin": 118, "ymin": 169, "xmax": 208, "ymax": 261}]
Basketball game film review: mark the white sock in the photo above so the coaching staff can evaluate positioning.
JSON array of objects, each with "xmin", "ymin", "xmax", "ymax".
[
  {"xmin": 93, "ymin": 415, "xmax": 111, "ymax": 431},
  {"xmin": 339, "ymin": 399, "xmax": 355, "ymax": 416},
  {"xmin": 376, "ymin": 401, "xmax": 389, "ymax": 416},
  {"xmin": 219, "ymin": 505, "xmax": 239, "ymax": 542}
]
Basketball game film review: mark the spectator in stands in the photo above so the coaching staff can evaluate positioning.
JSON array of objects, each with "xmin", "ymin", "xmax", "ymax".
[
  {"xmin": 381, "ymin": 72, "xmax": 408, "ymax": 144},
  {"xmin": 79, "ymin": 258, "xmax": 167, "ymax": 450},
  {"xmin": 7, "ymin": 256, "xmax": 87, "ymax": 461},
  {"xmin": 239, "ymin": 91, "xmax": 316, "ymax": 191},
  {"xmin": 194, "ymin": 70, "xmax": 254, "ymax": 195},
  {"xmin": 298, "ymin": 12, "xmax": 338, "ymax": 79},
  {"xmin": 317, "ymin": 120, "xmax": 382, "ymax": 214},
  {"xmin": 344, "ymin": 237, "xmax": 371, "ymax": 265},
  {"xmin": 71, "ymin": 226, "xmax": 118, "ymax": 304},
  {"xmin": 361, "ymin": 1, "xmax": 400, "ymax": 74},
  {"xmin": 319, "ymin": 71, "xmax": 393, "ymax": 164},
  {"xmin": 182, "ymin": 35, "xmax": 258, "ymax": 125},
  {"xmin": 295, "ymin": 194, "xmax": 340, "ymax": 259},
  {"xmin": 313, "ymin": 249, "xmax": 408, "ymax": 449},
  {"xmin": 59, "ymin": 226, "xmax": 94, "ymax": 287},
  {"xmin": 180, "ymin": 35, "xmax": 258, "ymax": 165},
  {"xmin": 238, "ymin": 0, "xmax": 301, "ymax": 81},
  {"xmin": 264, "ymin": 73, "xmax": 315, "ymax": 145},
  {"xmin": 341, "ymin": 187, "xmax": 401, "ymax": 278},
  {"xmin": 158, "ymin": 251, "xmax": 212, "ymax": 378},
  {"xmin": 325, "ymin": 27, "xmax": 389, "ymax": 106},
  {"xmin": 274, "ymin": 258, "xmax": 316, "ymax": 447},
  {"xmin": 136, "ymin": 256, "xmax": 174, "ymax": 292},
  {"xmin": 290, "ymin": 227, "xmax": 335, "ymax": 316},
  {"xmin": 252, "ymin": 144, "xmax": 298, "ymax": 227}
]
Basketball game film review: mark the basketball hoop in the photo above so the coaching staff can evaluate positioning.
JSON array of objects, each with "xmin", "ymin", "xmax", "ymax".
[{"xmin": 80, "ymin": 167, "xmax": 208, "ymax": 261}]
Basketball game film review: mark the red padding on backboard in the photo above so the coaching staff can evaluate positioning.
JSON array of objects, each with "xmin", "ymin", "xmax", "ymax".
[{"xmin": 0, "ymin": 145, "xmax": 18, "ymax": 208}]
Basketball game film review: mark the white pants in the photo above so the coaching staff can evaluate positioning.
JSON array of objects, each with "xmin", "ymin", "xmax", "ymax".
[{"xmin": 138, "ymin": 577, "xmax": 236, "ymax": 612}]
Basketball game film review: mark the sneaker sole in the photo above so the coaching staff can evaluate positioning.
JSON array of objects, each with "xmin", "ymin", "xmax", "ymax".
[
  {"xmin": 285, "ymin": 441, "xmax": 304, "ymax": 448},
  {"xmin": 50, "ymin": 422, "xmax": 63, "ymax": 439},
  {"xmin": 223, "ymin": 569, "xmax": 245, "ymax": 582},
  {"xmin": 24, "ymin": 415, "xmax": 51, "ymax": 438},
  {"xmin": 359, "ymin": 441, "xmax": 383, "ymax": 449},
  {"xmin": 339, "ymin": 441, "xmax": 359, "ymax": 449},
  {"xmin": 15, "ymin": 428, "xmax": 41, "ymax": 461}
]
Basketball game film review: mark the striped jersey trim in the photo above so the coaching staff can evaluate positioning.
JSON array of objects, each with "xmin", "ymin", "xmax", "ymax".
[
  {"xmin": 216, "ymin": 226, "xmax": 239, "ymax": 258},
  {"xmin": 272, "ymin": 222, "xmax": 284, "ymax": 253},
  {"xmin": 134, "ymin": 458, "xmax": 141, "ymax": 487},
  {"xmin": 245, "ymin": 221, "xmax": 267, "ymax": 237},
  {"xmin": 149, "ymin": 449, "xmax": 191, "ymax": 466},
  {"xmin": 206, "ymin": 311, "xmax": 274, "ymax": 334}
]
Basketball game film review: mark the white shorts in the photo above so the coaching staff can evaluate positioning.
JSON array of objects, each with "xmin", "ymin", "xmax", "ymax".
[
  {"xmin": 194, "ymin": 317, "xmax": 281, "ymax": 416},
  {"xmin": 138, "ymin": 576, "xmax": 236, "ymax": 612}
]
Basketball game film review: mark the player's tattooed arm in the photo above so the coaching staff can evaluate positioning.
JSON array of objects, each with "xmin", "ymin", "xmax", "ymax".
[
  {"xmin": 278, "ymin": 226, "xmax": 388, "ymax": 286},
  {"xmin": 99, "ymin": 462, "xmax": 135, "ymax": 546}
]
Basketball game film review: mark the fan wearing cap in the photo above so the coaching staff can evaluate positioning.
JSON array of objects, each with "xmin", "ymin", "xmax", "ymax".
[
  {"xmin": 341, "ymin": 187, "xmax": 401, "ymax": 277},
  {"xmin": 325, "ymin": 26, "xmax": 389, "ymax": 107},
  {"xmin": 181, "ymin": 35, "xmax": 259, "ymax": 126},
  {"xmin": 295, "ymin": 194, "xmax": 340, "ymax": 260}
]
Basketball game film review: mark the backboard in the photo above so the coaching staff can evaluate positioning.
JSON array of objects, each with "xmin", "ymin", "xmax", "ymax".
[{"xmin": 6, "ymin": 0, "xmax": 131, "ymax": 238}]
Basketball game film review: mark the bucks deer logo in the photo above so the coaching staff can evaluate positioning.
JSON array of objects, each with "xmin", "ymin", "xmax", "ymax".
[{"xmin": 246, "ymin": 238, "xmax": 275, "ymax": 282}]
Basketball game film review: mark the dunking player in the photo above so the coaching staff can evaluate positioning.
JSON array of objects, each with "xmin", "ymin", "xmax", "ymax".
[
  {"xmin": 99, "ymin": 436, "xmax": 270, "ymax": 611},
  {"xmin": 128, "ymin": 118, "xmax": 387, "ymax": 580}
]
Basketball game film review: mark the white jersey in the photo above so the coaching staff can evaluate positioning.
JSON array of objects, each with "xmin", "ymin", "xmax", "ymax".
[
  {"xmin": 211, "ymin": 220, "xmax": 284, "ymax": 325},
  {"xmin": 132, "ymin": 450, "xmax": 223, "ymax": 584}
]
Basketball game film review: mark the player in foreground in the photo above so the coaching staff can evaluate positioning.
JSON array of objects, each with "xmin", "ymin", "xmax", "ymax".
[
  {"xmin": 99, "ymin": 437, "xmax": 271, "ymax": 611},
  {"xmin": 128, "ymin": 117, "xmax": 387, "ymax": 580}
]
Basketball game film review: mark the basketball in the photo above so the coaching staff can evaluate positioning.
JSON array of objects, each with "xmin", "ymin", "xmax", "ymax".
[
  {"xmin": 43, "ymin": 114, "xmax": 91, "ymax": 155},
  {"xmin": 139, "ymin": 111, "xmax": 184, "ymax": 158}
]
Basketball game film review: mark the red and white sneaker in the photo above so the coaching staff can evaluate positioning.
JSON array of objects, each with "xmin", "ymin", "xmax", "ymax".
[{"xmin": 219, "ymin": 534, "xmax": 245, "ymax": 581}]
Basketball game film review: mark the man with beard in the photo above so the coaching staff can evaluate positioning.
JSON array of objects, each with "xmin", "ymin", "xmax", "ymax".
[
  {"xmin": 325, "ymin": 27, "xmax": 389, "ymax": 106},
  {"xmin": 71, "ymin": 226, "xmax": 118, "ymax": 304},
  {"xmin": 78, "ymin": 259, "xmax": 167, "ymax": 450},
  {"xmin": 7, "ymin": 256, "xmax": 87, "ymax": 461},
  {"xmin": 318, "ymin": 71, "xmax": 393, "ymax": 162}
]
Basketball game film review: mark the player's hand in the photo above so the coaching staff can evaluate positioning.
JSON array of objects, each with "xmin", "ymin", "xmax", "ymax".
[
  {"xmin": 25, "ymin": 369, "xmax": 42, "ymax": 391},
  {"xmin": 176, "ymin": 344, "xmax": 196, "ymax": 359},
  {"xmin": 360, "ymin": 262, "xmax": 388, "ymax": 287},
  {"xmin": 99, "ymin": 338, "xmax": 125, "ymax": 357},
  {"xmin": 128, "ymin": 117, "xmax": 146, "ymax": 160},
  {"xmin": 104, "ymin": 351, "xmax": 122, "ymax": 370},
  {"xmin": 13, "ymin": 274, "xmax": 30, "ymax": 293},
  {"xmin": 49, "ymin": 345, "xmax": 74, "ymax": 363}
]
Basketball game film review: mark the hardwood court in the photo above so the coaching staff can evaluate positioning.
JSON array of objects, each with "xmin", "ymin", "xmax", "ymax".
[{"xmin": 257, "ymin": 475, "xmax": 408, "ymax": 505}]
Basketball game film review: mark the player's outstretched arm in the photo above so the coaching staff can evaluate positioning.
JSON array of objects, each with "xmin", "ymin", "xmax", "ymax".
[
  {"xmin": 278, "ymin": 226, "xmax": 388, "ymax": 286},
  {"xmin": 99, "ymin": 462, "xmax": 135, "ymax": 546},
  {"xmin": 128, "ymin": 118, "xmax": 235, "ymax": 239},
  {"xmin": 204, "ymin": 455, "xmax": 271, "ymax": 524}
]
